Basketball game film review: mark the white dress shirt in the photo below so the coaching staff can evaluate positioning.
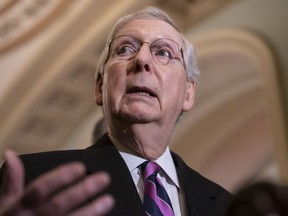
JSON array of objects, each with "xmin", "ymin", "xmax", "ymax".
[{"xmin": 109, "ymin": 135, "xmax": 187, "ymax": 216}]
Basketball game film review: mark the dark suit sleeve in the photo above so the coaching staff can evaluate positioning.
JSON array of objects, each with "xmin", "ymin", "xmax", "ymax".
[
  {"xmin": 0, "ymin": 137, "xmax": 146, "ymax": 216},
  {"xmin": 0, "ymin": 162, "xmax": 8, "ymax": 195},
  {"xmin": 0, "ymin": 150, "xmax": 84, "ymax": 187},
  {"xmin": 20, "ymin": 150, "xmax": 84, "ymax": 185}
]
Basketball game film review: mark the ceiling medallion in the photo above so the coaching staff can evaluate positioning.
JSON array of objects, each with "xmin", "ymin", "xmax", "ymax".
[{"xmin": 0, "ymin": 0, "xmax": 69, "ymax": 54}]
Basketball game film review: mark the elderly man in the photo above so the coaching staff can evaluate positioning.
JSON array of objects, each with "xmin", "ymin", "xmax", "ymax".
[{"xmin": 0, "ymin": 6, "xmax": 232, "ymax": 216}]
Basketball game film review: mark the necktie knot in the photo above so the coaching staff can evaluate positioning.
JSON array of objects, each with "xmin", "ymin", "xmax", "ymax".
[{"xmin": 140, "ymin": 161, "xmax": 161, "ymax": 181}]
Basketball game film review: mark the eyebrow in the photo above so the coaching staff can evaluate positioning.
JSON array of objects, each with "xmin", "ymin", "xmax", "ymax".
[{"xmin": 112, "ymin": 34, "xmax": 182, "ymax": 46}]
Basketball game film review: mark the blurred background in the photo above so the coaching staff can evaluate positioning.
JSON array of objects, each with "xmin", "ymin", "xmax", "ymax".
[{"xmin": 0, "ymin": 0, "xmax": 287, "ymax": 193}]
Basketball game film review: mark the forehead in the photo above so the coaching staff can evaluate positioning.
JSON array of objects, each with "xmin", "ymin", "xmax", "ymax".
[{"xmin": 115, "ymin": 19, "xmax": 183, "ymax": 46}]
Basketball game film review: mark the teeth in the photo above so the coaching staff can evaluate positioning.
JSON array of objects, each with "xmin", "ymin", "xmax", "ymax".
[{"xmin": 135, "ymin": 91, "xmax": 150, "ymax": 96}]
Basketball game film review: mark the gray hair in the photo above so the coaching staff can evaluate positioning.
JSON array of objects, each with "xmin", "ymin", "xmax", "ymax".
[{"xmin": 95, "ymin": 6, "xmax": 199, "ymax": 82}]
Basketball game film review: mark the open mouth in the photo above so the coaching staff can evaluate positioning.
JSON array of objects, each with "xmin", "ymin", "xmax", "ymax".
[{"xmin": 126, "ymin": 86, "xmax": 157, "ymax": 97}]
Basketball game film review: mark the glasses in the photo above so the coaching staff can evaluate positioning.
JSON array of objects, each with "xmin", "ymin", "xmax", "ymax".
[{"xmin": 108, "ymin": 35, "xmax": 184, "ymax": 66}]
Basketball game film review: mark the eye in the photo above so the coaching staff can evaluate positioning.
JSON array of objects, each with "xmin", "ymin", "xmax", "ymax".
[
  {"xmin": 150, "ymin": 38, "xmax": 181, "ymax": 63},
  {"xmin": 116, "ymin": 44, "xmax": 136, "ymax": 56},
  {"xmin": 155, "ymin": 49, "xmax": 173, "ymax": 58},
  {"xmin": 112, "ymin": 37, "xmax": 138, "ymax": 57},
  {"xmin": 153, "ymin": 46, "xmax": 175, "ymax": 59}
]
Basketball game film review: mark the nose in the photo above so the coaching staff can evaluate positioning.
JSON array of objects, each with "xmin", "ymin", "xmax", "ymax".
[{"xmin": 131, "ymin": 43, "xmax": 153, "ymax": 72}]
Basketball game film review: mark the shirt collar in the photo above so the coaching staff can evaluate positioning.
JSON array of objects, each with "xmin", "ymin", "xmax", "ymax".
[
  {"xmin": 109, "ymin": 134, "xmax": 180, "ymax": 188},
  {"xmin": 155, "ymin": 148, "xmax": 180, "ymax": 188}
]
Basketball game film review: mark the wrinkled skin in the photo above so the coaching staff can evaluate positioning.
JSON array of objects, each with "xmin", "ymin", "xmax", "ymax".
[{"xmin": 95, "ymin": 19, "xmax": 196, "ymax": 160}]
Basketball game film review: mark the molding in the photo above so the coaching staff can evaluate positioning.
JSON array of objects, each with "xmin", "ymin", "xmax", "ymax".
[
  {"xmin": 182, "ymin": 28, "xmax": 288, "ymax": 183},
  {"xmin": 0, "ymin": 0, "xmax": 70, "ymax": 54}
]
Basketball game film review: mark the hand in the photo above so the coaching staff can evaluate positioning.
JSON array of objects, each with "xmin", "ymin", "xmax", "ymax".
[{"xmin": 0, "ymin": 150, "xmax": 114, "ymax": 216}]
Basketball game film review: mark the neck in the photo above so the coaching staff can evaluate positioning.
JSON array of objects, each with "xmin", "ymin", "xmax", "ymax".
[{"xmin": 109, "ymin": 121, "xmax": 175, "ymax": 160}]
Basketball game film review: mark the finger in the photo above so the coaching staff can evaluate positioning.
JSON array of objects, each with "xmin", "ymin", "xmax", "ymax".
[
  {"xmin": 0, "ymin": 150, "xmax": 24, "ymax": 200},
  {"xmin": 68, "ymin": 195, "xmax": 115, "ymax": 216},
  {"xmin": 35, "ymin": 172, "xmax": 112, "ymax": 215},
  {"xmin": 22, "ymin": 162, "xmax": 86, "ymax": 207}
]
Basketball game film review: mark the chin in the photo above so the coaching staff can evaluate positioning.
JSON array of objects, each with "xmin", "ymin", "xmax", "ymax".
[{"xmin": 121, "ymin": 111, "xmax": 156, "ymax": 124}]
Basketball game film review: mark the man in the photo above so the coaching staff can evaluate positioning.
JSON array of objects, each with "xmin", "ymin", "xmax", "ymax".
[{"xmin": 0, "ymin": 6, "xmax": 232, "ymax": 216}]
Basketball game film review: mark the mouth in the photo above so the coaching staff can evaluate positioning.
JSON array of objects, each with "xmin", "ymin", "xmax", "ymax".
[{"xmin": 126, "ymin": 86, "xmax": 157, "ymax": 98}]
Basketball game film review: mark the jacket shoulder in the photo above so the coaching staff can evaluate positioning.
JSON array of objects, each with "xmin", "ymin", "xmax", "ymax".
[
  {"xmin": 20, "ymin": 149, "xmax": 85, "ymax": 184},
  {"xmin": 171, "ymin": 151, "xmax": 233, "ymax": 215}
]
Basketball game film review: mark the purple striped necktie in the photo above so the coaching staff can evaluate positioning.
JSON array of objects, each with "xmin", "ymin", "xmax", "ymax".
[{"xmin": 140, "ymin": 161, "xmax": 174, "ymax": 216}]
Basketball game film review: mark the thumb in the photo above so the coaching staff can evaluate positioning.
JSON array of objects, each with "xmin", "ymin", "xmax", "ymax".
[{"xmin": 0, "ymin": 150, "xmax": 24, "ymax": 201}]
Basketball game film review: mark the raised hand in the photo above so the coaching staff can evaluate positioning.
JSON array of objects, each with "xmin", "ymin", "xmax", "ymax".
[{"xmin": 0, "ymin": 150, "xmax": 114, "ymax": 216}]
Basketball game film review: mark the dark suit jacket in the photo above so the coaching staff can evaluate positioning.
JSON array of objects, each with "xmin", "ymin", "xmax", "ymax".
[{"xmin": 0, "ymin": 134, "xmax": 232, "ymax": 215}]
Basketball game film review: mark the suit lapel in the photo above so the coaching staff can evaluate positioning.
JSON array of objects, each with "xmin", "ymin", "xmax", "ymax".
[
  {"xmin": 78, "ymin": 137, "xmax": 229, "ymax": 216},
  {"xmin": 81, "ymin": 134, "xmax": 146, "ymax": 216},
  {"xmin": 172, "ymin": 152, "xmax": 224, "ymax": 216}
]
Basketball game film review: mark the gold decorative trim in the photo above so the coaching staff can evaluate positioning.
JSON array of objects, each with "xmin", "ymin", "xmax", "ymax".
[
  {"xmin": 0, "ymin": 0, "xmax": 70, "ymax": 55},
  {"xmin": 0, "ymin": 0, "xmax": 19, "ymax": 15}
]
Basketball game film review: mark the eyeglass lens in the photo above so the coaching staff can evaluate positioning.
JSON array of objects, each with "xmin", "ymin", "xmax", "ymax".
[{"xmin": 110, "ymin": 36, "xmax": 182, "ymax": 65}]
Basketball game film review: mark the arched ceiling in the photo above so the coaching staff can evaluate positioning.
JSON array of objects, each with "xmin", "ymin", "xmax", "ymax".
[
  {"xmin": 0, "ymin": 0, "xmax": 287, "ymax": 191},
  {"xmin": 0, "ymin": 0, "xmax": 240, "ymax": 153}
]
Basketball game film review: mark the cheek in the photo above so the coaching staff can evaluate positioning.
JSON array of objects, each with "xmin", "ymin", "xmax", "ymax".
[
  {"xmin": 103, "ymin": 63, "xmax": 127, "ymax": 103},
  {"xmin": 162, "ymin": 67, "xmax": 187, "ymax": 95},
  {"xmin": 162, "ymin": 74, "xmax": 188, "ymax": 114}
]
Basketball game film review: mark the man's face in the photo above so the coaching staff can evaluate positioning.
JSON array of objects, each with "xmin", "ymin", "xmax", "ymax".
[{"xmin": 95, "ymin": 19, "xmax": 195, "ymax": 127}]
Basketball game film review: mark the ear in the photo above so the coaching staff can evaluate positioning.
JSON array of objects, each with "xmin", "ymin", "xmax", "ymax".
[
  {"xmin": 182, "ymin": 80, "xmax": 196, "ymax": 112},
  {"xmin": 94, "ymin": 73, "xmax": 103, "ymax": 106}
]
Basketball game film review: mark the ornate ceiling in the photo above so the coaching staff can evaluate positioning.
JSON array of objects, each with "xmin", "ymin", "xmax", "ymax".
[
  {"xmin": 0, "ymin": 0, "xmax": 287, "ymax": 191},
  {"xmin": 0, "ymin": 0, "xmax": 237, "ymax": 152}
]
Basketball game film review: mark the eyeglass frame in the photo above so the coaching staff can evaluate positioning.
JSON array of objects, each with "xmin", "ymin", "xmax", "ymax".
[{"xmin": 106, "ymin": 35, "xmax": 185, "ymax": 67}]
